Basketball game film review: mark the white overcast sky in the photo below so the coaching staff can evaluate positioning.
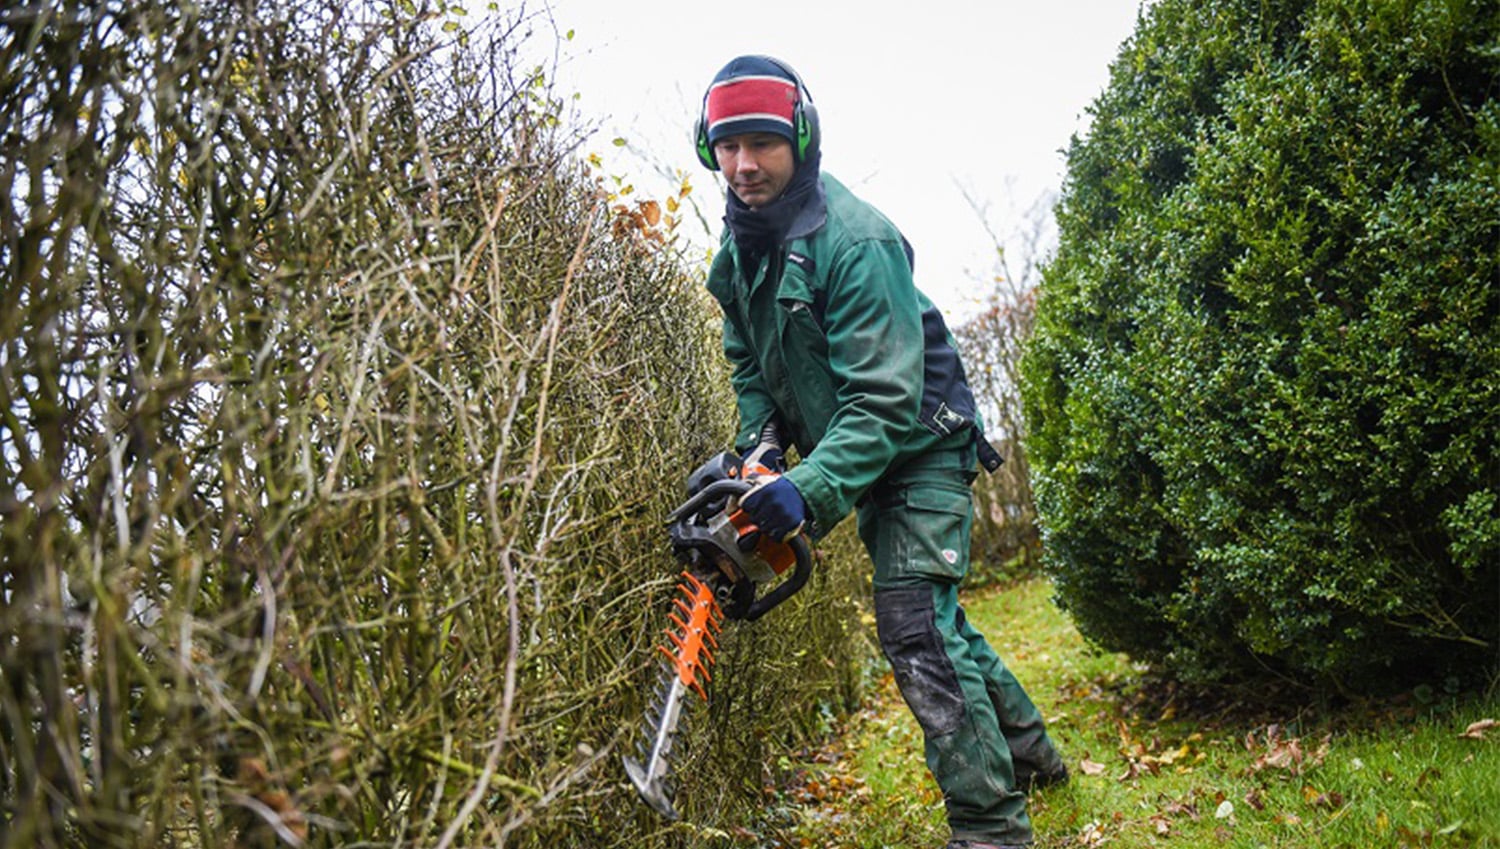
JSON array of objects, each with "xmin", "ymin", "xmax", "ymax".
[{"xmin": 531, "ymin": 1, "xmax": 1148, "ymax": 321}]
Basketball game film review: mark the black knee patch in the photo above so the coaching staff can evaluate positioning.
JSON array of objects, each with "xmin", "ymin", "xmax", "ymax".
[{"xmin": 874, "ymin": 586, "xmax": 965, "ymax": 737}]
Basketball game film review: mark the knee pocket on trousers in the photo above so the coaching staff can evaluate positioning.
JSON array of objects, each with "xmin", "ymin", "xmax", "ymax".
[{"xmin": 875, "ymin": 586, "xmax": 965, "ymax": 737}]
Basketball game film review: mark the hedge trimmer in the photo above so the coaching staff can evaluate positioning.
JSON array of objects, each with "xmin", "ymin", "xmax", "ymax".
[{"xmin": 623, "ymin": 432, "xmax": 812, "ymax": 820}]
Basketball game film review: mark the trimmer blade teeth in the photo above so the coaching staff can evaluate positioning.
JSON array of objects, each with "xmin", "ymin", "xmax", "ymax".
[{"xmin": 624, "ymin": 572, "xmax": 723, "ymax": 819}]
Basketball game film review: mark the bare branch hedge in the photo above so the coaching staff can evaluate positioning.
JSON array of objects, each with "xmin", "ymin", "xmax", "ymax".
[
  {"xmin": 953, "ymin": 195, "xmax": 1055, "ymax": 587},
  {"xmin": 0, "ymin": 2, "xmax": 869, "ymax": 846}
]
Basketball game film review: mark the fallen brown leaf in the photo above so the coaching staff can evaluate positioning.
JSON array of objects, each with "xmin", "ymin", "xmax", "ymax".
[
  {"xmin": 1077, "ymin": 821, "xmax": 1109, "ymax": 847},
  {"xmin": 1301, "ymin": 785, "xmax": 1344, "ymax": 809},
  {"xmin": 1246, "ymin": 728, "xmax": 1329, "ymax": 776},
  {"xmin": 1161, "ymin": 796, "xmax": 1199, "ymax": 820},
  {"xmin": 1460, "ymin": 718, "xmax": 1496, "ymax": 740}
]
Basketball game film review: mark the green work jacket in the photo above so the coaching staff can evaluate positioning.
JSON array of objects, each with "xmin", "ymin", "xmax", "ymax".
[{"xmin": 706, "ymin": 173, "xmax": 989, "ymax": 537}]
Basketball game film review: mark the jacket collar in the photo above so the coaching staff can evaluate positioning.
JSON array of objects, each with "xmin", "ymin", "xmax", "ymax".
[{"xmin": 784, "ymin": 175, "xmax": 827, "ymax": 241}]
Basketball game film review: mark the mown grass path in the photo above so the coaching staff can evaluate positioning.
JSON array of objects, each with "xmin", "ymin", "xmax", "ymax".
[{"xmin": 772, "ymin": 578, "xmax": 1499, "ymax": 848}]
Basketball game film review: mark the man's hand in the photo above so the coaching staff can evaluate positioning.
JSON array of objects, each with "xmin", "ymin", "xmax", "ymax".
[{"xmin": 740, "ymin": 476, "xmax": 806, "ymax": 542}]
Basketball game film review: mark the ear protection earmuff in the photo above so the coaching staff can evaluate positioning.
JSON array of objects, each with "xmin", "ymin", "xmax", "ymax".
[{"xmin": 694, "ymin": 56, "xmax": 820, "ymax": 171}]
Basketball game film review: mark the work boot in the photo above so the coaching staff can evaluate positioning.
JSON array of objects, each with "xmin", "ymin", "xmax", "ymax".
[
  {"xmin": 1014, "ymin": 759, "xmax": 1070, "ymax": 793},
  {"xmin": 943, "ymin": 841, "xmax": 1028, "ymax": 849}
]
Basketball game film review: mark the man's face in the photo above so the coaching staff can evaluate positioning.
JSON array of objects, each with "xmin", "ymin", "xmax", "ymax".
[{"xmin": 713, "ymin": 133, "xmax": 795, "ymax": 210}]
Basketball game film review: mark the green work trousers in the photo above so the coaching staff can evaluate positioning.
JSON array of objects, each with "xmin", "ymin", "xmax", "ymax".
[{"xmin": 856, "ymin": 443, "xmax": 1060, "ymax": 846}]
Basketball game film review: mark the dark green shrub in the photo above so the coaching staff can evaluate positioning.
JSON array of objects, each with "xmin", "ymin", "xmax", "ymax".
[{"xmin": 1023, "ymin": 0, "xmax": 1499, "ymax": 689}]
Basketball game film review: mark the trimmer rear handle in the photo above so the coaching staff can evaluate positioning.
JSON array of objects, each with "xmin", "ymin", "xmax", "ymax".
[{"xmin": 741, "ymin": 534, "xmax": 811, "ymax": 621}]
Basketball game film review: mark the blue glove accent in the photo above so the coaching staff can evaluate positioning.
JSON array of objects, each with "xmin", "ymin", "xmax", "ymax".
[{"xmin": 740, "ymin": 476, "xmax": 806, "ymax": 542}]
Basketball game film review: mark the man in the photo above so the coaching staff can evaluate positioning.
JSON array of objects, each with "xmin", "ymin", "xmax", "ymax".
[{"xmin": 695, "ymin": 55, "xmax": 1068, "ymax": 849}]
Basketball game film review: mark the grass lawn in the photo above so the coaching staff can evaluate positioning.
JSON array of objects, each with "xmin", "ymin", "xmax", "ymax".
[{"xmin": 768, "ymin": 577, "xmax": 1499, "ymax": 848}]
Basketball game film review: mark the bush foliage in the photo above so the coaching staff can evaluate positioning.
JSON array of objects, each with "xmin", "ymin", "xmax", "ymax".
[
  {"xmin": 0, "ymin": 2, "xmax": 868, "ymax": 846},
  {"xmin": 1023, "ymin": 0, "xmax": 1499, "ymax": 689}
]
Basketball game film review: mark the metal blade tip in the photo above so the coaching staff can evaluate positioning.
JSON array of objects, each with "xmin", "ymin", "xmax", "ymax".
[{"xmin": 622, "ymin": 756, "xmax": 680, "ymax": 821}]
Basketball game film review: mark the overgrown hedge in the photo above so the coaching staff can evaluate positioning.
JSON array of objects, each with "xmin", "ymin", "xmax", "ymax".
[
  {"xmin": 956, "ymin": 291, "xmax": 1044, "ymax": 586},
  {"xmin": 0, "ymin": 2, "xmax": 869, "ymax": 846},
  {"xmin": 1023, "ymin": 0, "xmax": 1499, "ymax": 689}
]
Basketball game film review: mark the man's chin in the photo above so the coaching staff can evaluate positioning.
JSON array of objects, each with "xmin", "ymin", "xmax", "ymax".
[{"xmin": 735, "ymin": 188, "xmax": 770, "ymax": 207}]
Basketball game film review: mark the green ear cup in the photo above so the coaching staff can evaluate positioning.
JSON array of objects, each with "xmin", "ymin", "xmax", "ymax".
[
  {"xmin": 695, "ymin": 115, "xmax": 717, "ymax": 170},
  {"xmin": 771, "ymin": 57, "xmax": 818, "ymax": 165}
]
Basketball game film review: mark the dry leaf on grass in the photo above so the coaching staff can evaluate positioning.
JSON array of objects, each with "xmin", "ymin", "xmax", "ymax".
[{"xmin": 1459, "ymin": 719, "xmax": 1495, "ymax": 740}]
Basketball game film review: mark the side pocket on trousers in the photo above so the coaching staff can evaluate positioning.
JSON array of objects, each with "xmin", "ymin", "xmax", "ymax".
[
  {"xmin": 875, "ymin": 586, "xmax": 964, "ymax": 737},
  {"xmin": 901, "ymin": 482, "xmax": 973, "ymax": 583}
]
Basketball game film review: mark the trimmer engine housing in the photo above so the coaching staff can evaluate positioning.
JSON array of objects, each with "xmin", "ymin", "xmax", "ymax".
[{"xmin": 667, "ymin": 451, "xmax": 808, "ymax": 622}]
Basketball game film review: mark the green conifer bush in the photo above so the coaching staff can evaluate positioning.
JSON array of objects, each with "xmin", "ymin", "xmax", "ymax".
[{"xmin": 1023, "ymin": 0, "xmax": 1499, "ymax": 689}]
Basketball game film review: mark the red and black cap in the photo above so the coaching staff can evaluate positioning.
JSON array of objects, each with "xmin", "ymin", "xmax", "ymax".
[
  {"xmin": 695, "ymin": 55, "xmax": 819, "ymax": 170},
  {"xmin": 704, "ymin": 56, "xmax": 799, "ymax": 145}
]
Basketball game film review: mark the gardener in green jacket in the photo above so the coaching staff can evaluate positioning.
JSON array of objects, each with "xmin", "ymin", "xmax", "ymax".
[{"xmin": 695, "ymin": 55, "xmax": 1068, "ymax": 849}]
